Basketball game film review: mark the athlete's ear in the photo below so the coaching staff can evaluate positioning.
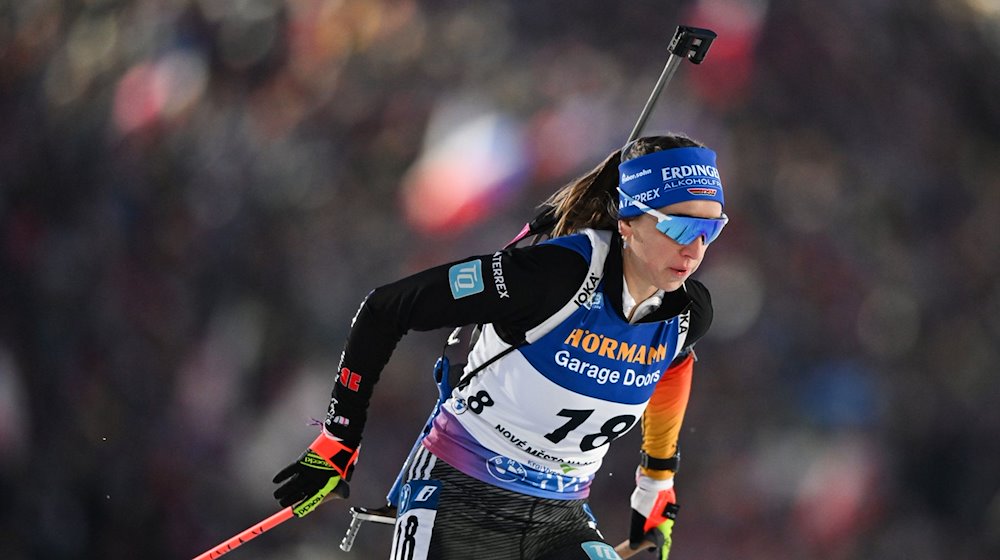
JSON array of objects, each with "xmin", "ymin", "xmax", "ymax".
[{"xmin": 618, "ymin": 218, "xmax": 633, "ymax": 240}]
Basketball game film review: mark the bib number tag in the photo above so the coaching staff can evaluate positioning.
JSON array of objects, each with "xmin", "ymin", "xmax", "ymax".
[{"xmin": 390, "ymin": 480, "xmax": 442, "ymax": 560}]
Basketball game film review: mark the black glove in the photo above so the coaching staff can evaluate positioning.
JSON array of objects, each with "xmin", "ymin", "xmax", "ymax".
[
  {"xmin": 272, "ymin": 431, "xmax": 358, "ymax": 517},
  {"xmin": 629, "ymin": 473, "xmax": 679, "ymax": 560}
]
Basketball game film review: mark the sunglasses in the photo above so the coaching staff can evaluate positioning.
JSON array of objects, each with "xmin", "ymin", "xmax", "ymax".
[{"xmin": 618, "ymin": 188, "xmax": 728, "ymax": 245}]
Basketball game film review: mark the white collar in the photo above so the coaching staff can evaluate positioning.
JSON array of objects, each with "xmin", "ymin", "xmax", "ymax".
[{"xmin": 622, "ymin": 276, "xmax": 665, "ymax": 323}]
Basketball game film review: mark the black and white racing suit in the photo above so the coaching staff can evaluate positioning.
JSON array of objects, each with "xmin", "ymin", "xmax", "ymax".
[{"xmin": 325, "ymin": 229, "xmax": 712, "ymax": 559}]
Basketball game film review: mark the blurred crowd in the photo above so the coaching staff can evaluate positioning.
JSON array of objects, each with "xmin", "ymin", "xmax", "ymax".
[{"xmin": 2, "ymin": 0, "xmax": 999, "ymax": 558}]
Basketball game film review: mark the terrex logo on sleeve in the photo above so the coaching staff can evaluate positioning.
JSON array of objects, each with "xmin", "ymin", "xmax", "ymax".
[
  {"xmin": 449, "ymin": 260, "xmax": 484, "ymax": 299},
  {"xmin": 491, "ymin": 252, "xmax": 510, "ymax": 299}
]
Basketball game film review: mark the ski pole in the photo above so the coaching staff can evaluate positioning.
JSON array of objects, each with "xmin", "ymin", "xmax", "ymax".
[
  {"xmin": 192, "ymin": 483, "xmax": 349, "ymax": 560},
  {"xmin": 192, "ymin": 507, "xmax": 295, "ymax": 560}
]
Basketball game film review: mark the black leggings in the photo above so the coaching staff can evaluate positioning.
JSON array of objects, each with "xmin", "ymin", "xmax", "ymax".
[{"xmin": 389, "ymin": 447, "xmax": 621, "ymax": 560}]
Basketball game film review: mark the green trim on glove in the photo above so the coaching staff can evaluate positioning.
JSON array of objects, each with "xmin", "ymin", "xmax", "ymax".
[
  {"xmin": 300, "ymin": 450, "xmax": 336, "ymax": 470},
  {"xmin": 292, "ymin": 475, "xmax": 340, "ymax": 517},
  {"xmin": 653, "ymin": 517, "xmax": 675, "ymax": 560},
  {"xmin": 273, "ymin": 432, "xmax": 358, "ymax": 515}
]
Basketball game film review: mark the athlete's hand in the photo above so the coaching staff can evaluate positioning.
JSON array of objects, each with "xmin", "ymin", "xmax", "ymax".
[
  {"xmin": 272, "ymin": 431, "xmax": 359, "ymax": 517},
  {"xmin": 628, "ymin": 473, "xmax": 679, "ymax": 560}
]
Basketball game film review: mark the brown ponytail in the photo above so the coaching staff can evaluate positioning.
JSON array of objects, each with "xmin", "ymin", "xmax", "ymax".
[
  {"xmin": 543, "ymin": 133, "xmax": 705, "ymax": 238},
  {"xmin": 544, "ymin": 150, "xmax": 622, "ymax": 238}
]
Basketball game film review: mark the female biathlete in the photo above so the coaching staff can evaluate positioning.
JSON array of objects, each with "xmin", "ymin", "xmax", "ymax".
[{"xmin": 271, "ymin": 133, "xmax": 729, "ymax": 560}]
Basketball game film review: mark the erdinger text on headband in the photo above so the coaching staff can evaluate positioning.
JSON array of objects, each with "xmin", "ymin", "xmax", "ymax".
[{"xmin": 617, "ymin": 147, "xmax": 725, "ymax": 217}]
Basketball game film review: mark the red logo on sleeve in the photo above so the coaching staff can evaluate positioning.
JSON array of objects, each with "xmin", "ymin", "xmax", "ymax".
[{"xmin": 339, "ymin": 368, "xmax": 362, "ymax": 391}]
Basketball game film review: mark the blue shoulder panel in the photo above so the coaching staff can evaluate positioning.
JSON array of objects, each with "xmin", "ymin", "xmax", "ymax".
[{"xmin": 540, "ymin": 233, "xmax": 593, "ymax": 262}]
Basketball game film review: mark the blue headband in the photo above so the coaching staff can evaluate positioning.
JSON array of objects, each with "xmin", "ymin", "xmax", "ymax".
[{"xmin": 618, "ymin": 146, "xmax": 725, "ymax": 218}]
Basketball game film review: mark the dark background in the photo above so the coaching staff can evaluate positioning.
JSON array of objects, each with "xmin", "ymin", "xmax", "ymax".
[{"xmin": 2, "ymin": 1, "xmax": 999, "ymax": 558}]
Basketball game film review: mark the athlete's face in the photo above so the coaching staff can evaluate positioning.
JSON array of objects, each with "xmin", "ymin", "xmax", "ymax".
[{"xmin": 619, "ymin": 199, "xmax": 723, "ymax": 295}]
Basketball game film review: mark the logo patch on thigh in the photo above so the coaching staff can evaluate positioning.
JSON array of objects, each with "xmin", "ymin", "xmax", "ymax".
[
  {"xmin": 580, "ymin": 541, "xmax": 622, "ymax": 560},
  {"xmin": 391, "ymin": 480, "xmax": 442, "ymax": 560}
]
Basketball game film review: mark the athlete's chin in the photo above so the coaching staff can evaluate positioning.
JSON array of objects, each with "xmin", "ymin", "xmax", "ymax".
[
  {"xmin": 658, "ymin": 276, "xmax": 687, "ymax": 293},
  {"xmin": 658, "ymin": 265, "xmax": 696, "ymax": 292}
]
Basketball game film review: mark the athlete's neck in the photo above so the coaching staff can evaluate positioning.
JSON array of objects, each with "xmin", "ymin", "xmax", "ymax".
[{"xmin": 621, "ymin": 245, "xmax": 658, "ymax": 304}]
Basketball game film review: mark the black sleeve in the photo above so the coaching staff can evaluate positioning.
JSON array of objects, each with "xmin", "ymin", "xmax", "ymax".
[
  {"xmin": 324, "ymin": 243, "xmax": 589, "ymax": 443},
  {"xmin": 683, "ymin": 279, "xmax": 713, "ymax": 347},
  {"xmin": 670, "ymin": 279, "xmax": 713, "ymax": 366}
]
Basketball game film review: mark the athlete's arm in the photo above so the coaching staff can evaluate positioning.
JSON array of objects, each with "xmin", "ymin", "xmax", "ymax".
[
  {"xmin": 627, "ymin": 282, "xmax": 712, "ymax": 559},
  {"xmin": 639, "ymin": 353, "xmax": 694, "ymax": 480},
  {"xmin": 640, "ymin": 279, "xmax": 712, "ymax": 479},
  {"xmin": 324, "ymin": 242, "xmax": 590, "ymax": 443}
]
